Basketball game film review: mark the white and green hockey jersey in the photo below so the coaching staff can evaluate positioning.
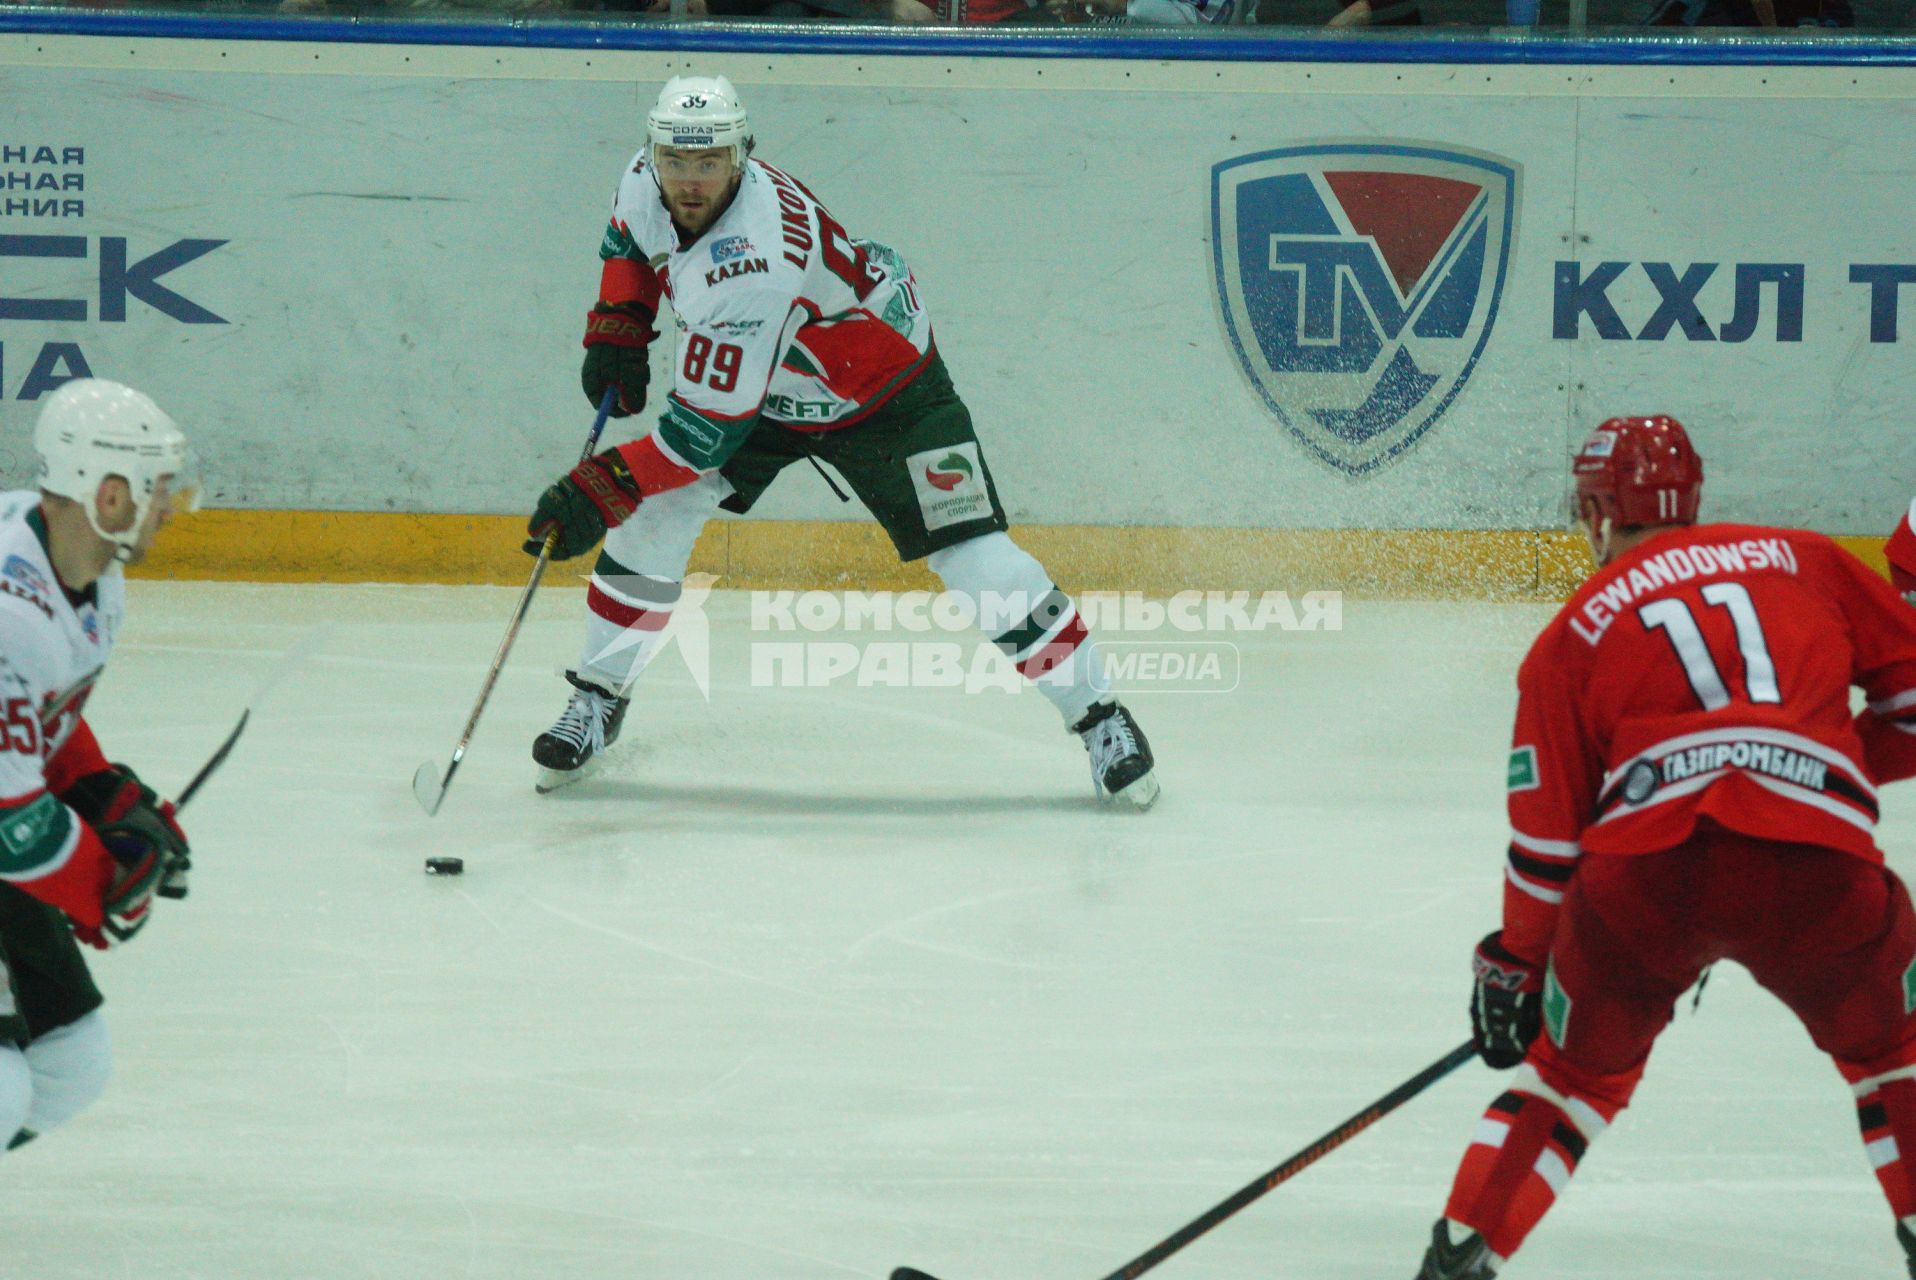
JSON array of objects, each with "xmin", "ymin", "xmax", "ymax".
[
  {"xmin": 0, "ymin": 490, "xmax": 122, "ymax": 929},
  {"xmin": 600, "ymin": 155, "xmax": 934, "ymax": 483}
]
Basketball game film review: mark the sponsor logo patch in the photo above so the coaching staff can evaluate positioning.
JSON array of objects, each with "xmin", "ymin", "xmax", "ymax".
[
  {"xmin": 1211, "ymin": 142, "xmax": 1520, "ymax": 475},
  {"xmin": 3, "ymin": 555, "xmax": 48, "ymax": 597},
  {"xmin": 0, "ymin": 792, "xmax": 62, "ymax": 875},
  {"xmin": 704, "ymin": 257, "xmax": 769, "ymax": 288},
  {"xmin": 908, "ymin": 443, "xmax": 990, "ymax": 532},
  {"xmin": 1544, "ymin": 959, "xmax": 1572, "ymax": 1047},
  {"xmin": 1611, "ymin": 740, "xmax": 1836, "ymax": 811},
  {"xmin": 1621, "ymin": 759, "xmax": 1660, "ymax": 804},
  {"xmin": 924, "ymin": 451, "xmax": 973, "ymax": 492},
  {"xmin": 661, "ymin": 404, "xmax": 726, "ymax": 467},
  {"xmin": 711, "ymin": 236, "xmax": 754, "ymax": 264},
  {"xmin": 1507, "ymin": 745, "xmax": 1539, "ymax": 792}
]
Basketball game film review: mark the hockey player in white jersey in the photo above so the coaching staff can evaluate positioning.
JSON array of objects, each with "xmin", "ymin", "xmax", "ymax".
[
  {"xmin": 523, "ymin": 76, "xmax": 1158, "ymax": 808},
  {"xmin": 0, "ymin": 379, "xmax": 194, "ymax": 1152}
]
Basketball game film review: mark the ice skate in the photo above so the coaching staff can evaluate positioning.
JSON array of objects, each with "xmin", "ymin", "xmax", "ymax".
[
  {"xmin": 1898, "ymin": 1218, "xmax": 1916, "ymax": 1279},
  {"xmin": 1415, "ymin": 1219, "xmax": 1497, "ymax": 1280},
  {"xmin": 1072, "ymin": 699, "xmax": 1158, "ymax": 810},
  {"xmin": 533, "ymin": 670, "xmax": 629, "ymax": 794}
]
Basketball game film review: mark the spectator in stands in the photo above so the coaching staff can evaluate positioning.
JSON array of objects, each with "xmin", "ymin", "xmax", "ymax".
[
  {"xmin": 1050, "ymin": 0, "xmax": 1257, "ymax": 22},
  {"xmin": 1645, "ymin": 0, "xmax": 1851, "ymax": 23},
  {"xmin": 1325, "ymin": 0, "xmax": 1422, "ymax": 24}
]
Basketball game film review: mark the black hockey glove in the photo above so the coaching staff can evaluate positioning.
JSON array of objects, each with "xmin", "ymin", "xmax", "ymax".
[
  {"xmin": 62, "ymin": 764, "xmax": 191, "ymax": 901},
  {"xmin": 581, "ymin": 304, "xmax": 655, "ymax": 419},
  {"xmin": 1470, "ymin": 930, "xmax": 1543, "ymax": 1069},
  {"xmin": 525, "ymin": 450, "xmax": 642, "ymax": 561}
]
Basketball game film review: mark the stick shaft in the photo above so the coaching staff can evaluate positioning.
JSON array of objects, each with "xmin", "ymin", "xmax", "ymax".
[
  {"xmin": 417, "ymin": 388, "xmax": 618, "ymax": 812},
  {"xmin": 175, "ymin": 708, "xmax": 247, "ymax": 811},
  {"xmin": 444, "ymin": 536, "xmax": 556, "ymax": 757},
  {"xmin": 171, "ymin": 624, "xmax": 331, "ymax": 811},
  {"xmin": 1099, "ymin": 1040, "xmax": 1478, "ymax": 1280}
]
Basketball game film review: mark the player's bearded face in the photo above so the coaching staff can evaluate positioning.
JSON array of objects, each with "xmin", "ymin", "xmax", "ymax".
[{"xmin": 655, "ymin": 146, "xmax": 741, "ymax": 236}]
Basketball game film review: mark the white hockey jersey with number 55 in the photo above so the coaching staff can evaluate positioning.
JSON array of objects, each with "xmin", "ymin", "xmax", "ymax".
[
  {"xmin": 0, "ymin": 490, "xmax": 125, "ymax": 931},
  {"xmin": 599, "ymin": 155, "xmax": 934, "ymax": 493}
]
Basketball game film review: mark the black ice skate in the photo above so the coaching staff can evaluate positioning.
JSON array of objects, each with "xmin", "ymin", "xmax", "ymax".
[
  {"xmin": 533, "ymin": 670, "xmax": 629, "ymax": 794},
  {"xmin": 1898, "ymin": 1217, "xmax": 1916, "ymax": 1280},
  {"xmin": 1415, "ymin": 1218, "xmax": 1497, "ymax": 1280},
  {"xmin": 1071, "ymin": 699, "xmax": 1159, "ymax": 810}
]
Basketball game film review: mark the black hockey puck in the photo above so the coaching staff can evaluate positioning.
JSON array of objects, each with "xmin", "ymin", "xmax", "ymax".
[{"xmin": 424, "ymin": 856, "xmax": 465, "ymax": 876}]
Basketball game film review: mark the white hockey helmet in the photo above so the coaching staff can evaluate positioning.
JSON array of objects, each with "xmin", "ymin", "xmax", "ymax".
[
  {"xmin": 34, "ymin": 378, "xmax": 197, "ymax": 559},
  {"xmin": 646, "ymin": 75, "xmax": 752, "ymax": 170}
]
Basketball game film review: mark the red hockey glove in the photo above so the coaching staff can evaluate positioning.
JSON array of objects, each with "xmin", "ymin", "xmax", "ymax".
[
  {"xmin": 61, "ymin": 764, "xmax": 191, "ymax": 901},
  {"xmin": 581, "ymin": 304, "xmax": 655, "ymax": 419},
  {"xmin": 74, "ymin": 834, "xmax": 166, "ymax": 950},
  {"xmin": 524, "ymin": 450, "xmax": 642, "ymax": 561},
  {"xmin": 1470, "ymin": 931, "xmax": 1544, "ymax": 1069}
]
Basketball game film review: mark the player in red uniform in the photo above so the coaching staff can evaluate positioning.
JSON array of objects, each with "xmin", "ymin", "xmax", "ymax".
[{"xmin": 1415, "ymin": 416, "xmax": 1916, "ymax": 1279}]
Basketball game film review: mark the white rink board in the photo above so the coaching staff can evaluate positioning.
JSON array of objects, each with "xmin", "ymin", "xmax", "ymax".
[
  {"xmin": 0, "ymin": 44, "xmax": 1912, "ymax": 531},
  {"xmin": 7, "ymin": 579, "xmax": 1911, "ymax": 1278}
]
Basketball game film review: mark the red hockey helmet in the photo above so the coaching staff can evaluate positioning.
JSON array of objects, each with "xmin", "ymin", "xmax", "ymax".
[{"xmin": 1573, "ymin": 415, "xmax": 1703, "ymax": 528}]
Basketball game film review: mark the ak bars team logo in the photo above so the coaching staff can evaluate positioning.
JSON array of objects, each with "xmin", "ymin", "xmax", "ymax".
[{"xmin": 1212, "ymin": 143, "xmax": 1520, "ymax": 475}]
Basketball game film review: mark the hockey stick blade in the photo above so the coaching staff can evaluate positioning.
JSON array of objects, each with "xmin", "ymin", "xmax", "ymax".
[
  {"xmin": 888, "ymin": 1040, "xmax": 1476, "ymax": 1280},
  {"xmin": 412, "ymin": 761, "xmax": 447, "ymax": 816}
]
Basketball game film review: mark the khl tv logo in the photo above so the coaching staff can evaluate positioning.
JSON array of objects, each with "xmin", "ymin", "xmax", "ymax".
[{"xmin": 1211, "ymin": 143, "xmax": 1520, "ymax": 475}]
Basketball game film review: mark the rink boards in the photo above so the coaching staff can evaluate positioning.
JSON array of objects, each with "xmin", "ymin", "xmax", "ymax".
[{"xmin": 0, "ymin": 31, "xmax": 1909, "ymax": 593}]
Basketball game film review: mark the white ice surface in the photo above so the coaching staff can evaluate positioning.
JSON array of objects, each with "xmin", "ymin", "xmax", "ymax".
[{"xmin": 6, "ymin": 582, "xmax": 1914, "ymax": 1279}]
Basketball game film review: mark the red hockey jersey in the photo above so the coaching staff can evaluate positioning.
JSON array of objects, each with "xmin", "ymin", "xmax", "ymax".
[{"xmin": 1501, "ymin": 523, "xmax": 1916, "ymax": 961}]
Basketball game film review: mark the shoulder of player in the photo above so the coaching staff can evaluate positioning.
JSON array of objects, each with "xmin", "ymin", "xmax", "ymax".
[
  {"xmin": 610, "ymin": 164, "xmax": 669, "ymax": 252},
  {"xmin": 1517, "ymin": 607, "xmax": 1585, "ymax": 688},
  {"xmin": 0, "ymin": 565, "xmax": 64, "ymax": 695},
  {"xmin": 0, "ymin": 501, "xmax": 60, "ymax": 629},
  {"xmin": 1542, "ymin": 522, "xmax": 1833, "ymax": 660},
  {"xmin": 1680, "ymin": 521, "xmax": 1834, "ymax": 574},
  {"xmin": 746, "ymin": 157, "xmax": 818, "ymax": 205},
  {"xmin": 613, "ymin": 147, "xmax": 654, "ymax": 203},
  {"xmin": 738, "ymin": 161, "xmax": 833, "ymax": 263},
  {"xmin": 1523, "ymin": 553, "xmax": 1642, "ymax": 677}
]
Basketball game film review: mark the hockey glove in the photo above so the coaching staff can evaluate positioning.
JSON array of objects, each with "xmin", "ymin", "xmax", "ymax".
[
  {"xmin": 1470, "ymin": 930, "xmax": 1544, "ymax": 1069},
  {"xmin": 524, "ymin": 450, "xmax": 642, "ymax": 561},
  {"xmin": 61, "ymin": 764, "xmax": 190, "ymax": 901},
  {"xmin": 76, "ymin": 834, "xmax": 166, "ymax": 950},
  {"xmin": 581, "ymin": 304, "xmax": 655, "ymax": 419}
]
